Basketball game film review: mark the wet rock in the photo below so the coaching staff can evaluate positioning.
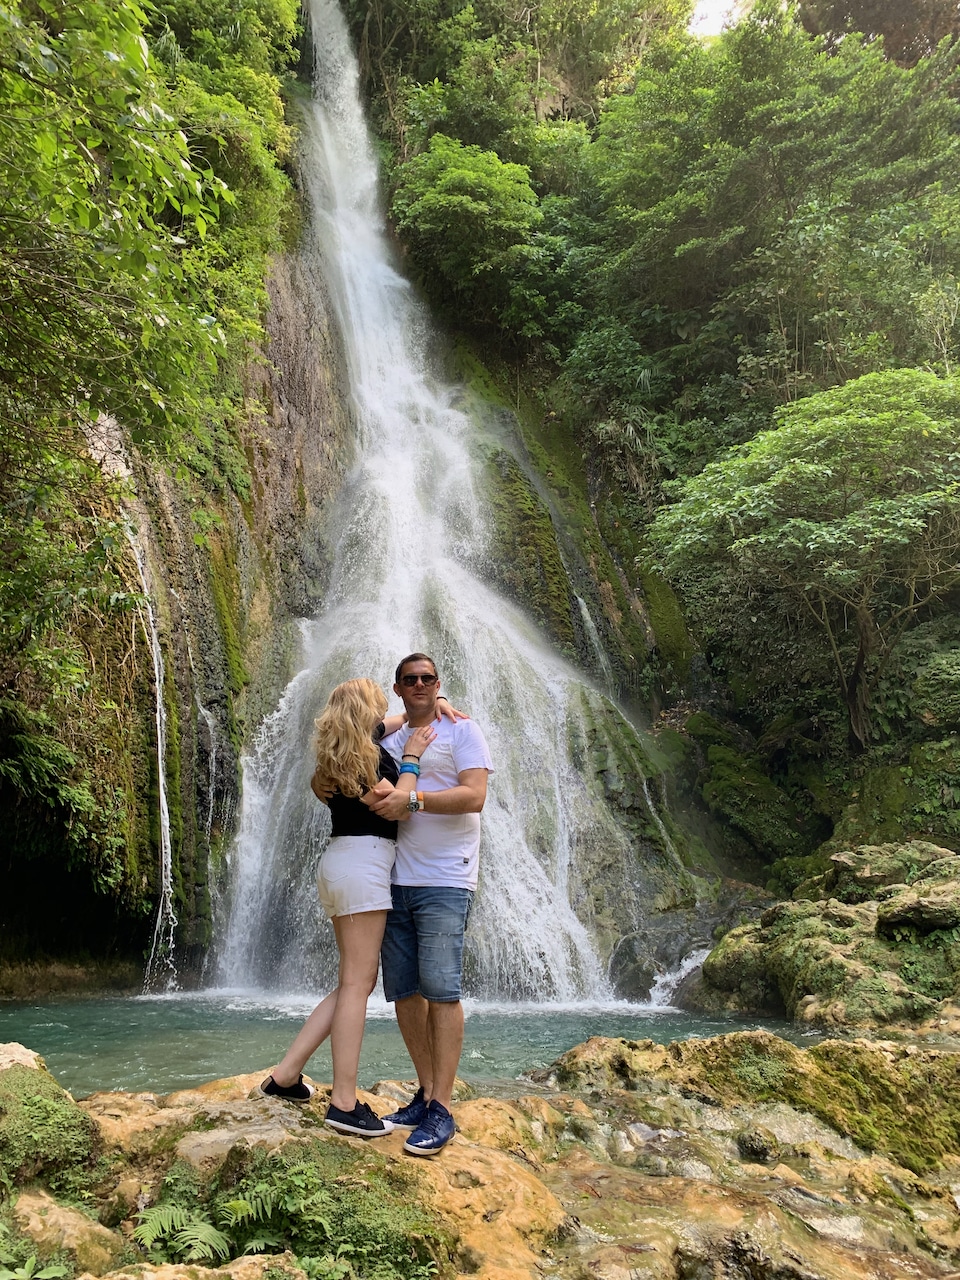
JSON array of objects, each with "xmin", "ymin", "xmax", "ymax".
[{"xmin": 736, "ymin": 1125, "xmax": 781, "ymax": 1164}]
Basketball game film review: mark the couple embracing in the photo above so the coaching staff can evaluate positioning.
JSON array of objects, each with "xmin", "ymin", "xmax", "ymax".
[{"xmin": 259, "ymin": 652, "xmax": 493, "ymax": 1158}]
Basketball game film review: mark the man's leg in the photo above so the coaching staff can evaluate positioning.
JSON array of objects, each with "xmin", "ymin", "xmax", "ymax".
[
  {"xmin": 411, "ymin": 886, "xmax": 472, "ymax": 1107},
  {"xmin": 393, "ymin": 993, "xmax": 433, "ymax": 1097},
  {"xmin": 425, "ymin": 999, "xmax": 463, "ymax": 1111},
  {"xmin": 394, "ymin": 995, "xmax": 463, "ymax": 1107}
]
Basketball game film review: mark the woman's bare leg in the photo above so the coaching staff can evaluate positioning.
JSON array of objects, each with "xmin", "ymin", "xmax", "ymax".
[
  {"xmin": 329, "ymin": 909, "xmax": 388, "ymax": 1111},
  {"xmin": 271, "ymin": 988, "xmax": 339, "ymax": 1087}
]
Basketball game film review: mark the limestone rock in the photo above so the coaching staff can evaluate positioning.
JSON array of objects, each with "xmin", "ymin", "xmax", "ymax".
[
  {"xmin": 0, "ymin": 1042, "xmax": 46, "ymax": 1072},
  {"xmin": 877, "ymin": 881, "xmax": 960, "ymax": 933},
  {"xmin": 404, "ymin": 1120, "xmax": 567, "ymax": 1276},
  {"xmin": 77, "ymin": 1252, "xmax": 307, "ymax": 1280},
  {"xmin": 695, "ymin": 841, "xmax": 960, "ymax": 1029},
  {"xmin": 16, "ymin": 1042, "xmax": 960, "ymax": 1280},
  {"xmin": 15, "ymin": 1189, "xmax": 124, "ymax": 1274},
  {"xmin": 546, "ymin": 1029, "xmax": 960, "ymax": 1175}
]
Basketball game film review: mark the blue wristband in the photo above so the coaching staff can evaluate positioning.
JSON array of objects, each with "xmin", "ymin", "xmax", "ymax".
[{"xmin": 399, "ymin": 763, "xmax": 420, "ymax": 776}]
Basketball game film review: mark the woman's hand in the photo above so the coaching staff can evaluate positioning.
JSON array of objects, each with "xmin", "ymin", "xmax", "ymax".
[
  {"xmin": 435, "ymin": 695, "xmax": 469, "ymax": 723},
  {"xmin": 405, "ymin": 723, "xmax": 436, "ymax": 758}
]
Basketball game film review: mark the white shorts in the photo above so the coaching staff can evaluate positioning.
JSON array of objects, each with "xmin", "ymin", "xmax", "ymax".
[{"xmin": 317, "ymin": 835, "xmax": 396, "ymax": 919}]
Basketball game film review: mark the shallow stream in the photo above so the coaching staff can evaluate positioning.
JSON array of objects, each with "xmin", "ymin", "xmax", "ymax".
[{"xmin": 0, "ymin": 994, "xmax": 814, "ymax": 1098}]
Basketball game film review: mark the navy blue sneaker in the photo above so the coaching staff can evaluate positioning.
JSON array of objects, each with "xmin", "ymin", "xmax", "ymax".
[
  {"xmin": 403, "ymin": 1100, "xmax": 456, "ymax": 1157},
  {"xmin": 382, "ymin": 1086, "xmax": 428, "ymax": 1131}
]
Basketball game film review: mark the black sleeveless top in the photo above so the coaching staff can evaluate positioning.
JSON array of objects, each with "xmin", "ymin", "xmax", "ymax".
[{"xmin": 327, "ymin": 742, "xmax": 399, "ymax": 841}]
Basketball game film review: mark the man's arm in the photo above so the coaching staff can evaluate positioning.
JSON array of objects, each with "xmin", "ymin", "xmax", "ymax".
[{"xmin": 369, "ymin": 767, "xmax": 488, "ymax": 820}]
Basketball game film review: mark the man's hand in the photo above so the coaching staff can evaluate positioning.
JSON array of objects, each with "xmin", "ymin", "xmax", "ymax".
[
  {"xmin": 311, "ymin": 770, "xmax": 332, "ymax": 803},
  {"xmin": 369, "ymin": 787, "xmax": 412, "ymax": 821}
]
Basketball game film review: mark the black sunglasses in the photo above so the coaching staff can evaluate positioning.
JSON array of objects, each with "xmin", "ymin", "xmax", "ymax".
[{"xmin": 399, "ymin": 672, "xmax": 439, "ymax": 687}]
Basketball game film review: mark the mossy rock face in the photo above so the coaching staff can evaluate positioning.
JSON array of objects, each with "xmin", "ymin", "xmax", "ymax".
[
  {"xmin": 700, "ymin": 744, "xmax": 810, "ymax": 862},
  {"xmin": 482, "ymin": 448, "xmax": 576, "ymax": 651},
  {"xmin": 798, "ymin": 840, "xmax": 956, "ymax": 903},
  {"xmin": 547, "ymin": 1028, "xmax": 960, "ymax": 1174},
  {"xmin": 637, "ymin": 569, "xmax": 692, "ymax": 687},
  {"xmin": 0, "ymin": 1050, "xmax": 100, "ymax": 1192},
  {"xmin": 829, "ymin": 745, "xmax": 960, "ymax": 851},
  {"xmin": 697, "ymin": 842, "xmax": 960, "ymax": 1028}
]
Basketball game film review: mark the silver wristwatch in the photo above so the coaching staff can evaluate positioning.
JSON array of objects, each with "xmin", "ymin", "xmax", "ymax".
[{"xmin": 407, "ymin": 792, "xmax": 423, "ymax": 812}]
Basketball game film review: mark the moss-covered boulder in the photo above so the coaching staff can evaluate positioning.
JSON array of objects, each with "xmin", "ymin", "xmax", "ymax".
[
  {"xmin": 693, "ymin": 842, "xmax": 960, "ymax": 1028},
  {"xmin": 0, "ymin": 1044, "xmax": 100, "ymax": 1193},
  {"xmin": 545, "ymin": 1029, "xmax": 960, "ymax": 1175}
]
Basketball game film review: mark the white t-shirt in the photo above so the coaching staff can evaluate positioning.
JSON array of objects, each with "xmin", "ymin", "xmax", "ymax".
[{"xmin": 381, "ymin": 717, "xmax": 494, "ymax": 890}]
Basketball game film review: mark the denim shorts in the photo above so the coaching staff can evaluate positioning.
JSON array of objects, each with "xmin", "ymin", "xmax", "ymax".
[{"xmin": 381, "ymin": 885, "xmax": 473, "ymax": 1003}]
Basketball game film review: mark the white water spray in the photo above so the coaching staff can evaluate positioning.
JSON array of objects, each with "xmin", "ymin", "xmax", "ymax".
[{"xmin": 215, "ymin": 0, "xmax": 679, "ymax": 999}]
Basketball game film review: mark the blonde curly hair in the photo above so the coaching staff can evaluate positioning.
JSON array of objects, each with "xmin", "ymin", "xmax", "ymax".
[{"xmin": 312, "ymin": 678, "xmax": 388, "ymax": 798}]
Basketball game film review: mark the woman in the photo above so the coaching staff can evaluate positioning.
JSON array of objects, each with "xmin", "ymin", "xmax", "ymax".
[{"xmin": 259, "ymin": 677, "xmax": 440, "ymax": 1137}]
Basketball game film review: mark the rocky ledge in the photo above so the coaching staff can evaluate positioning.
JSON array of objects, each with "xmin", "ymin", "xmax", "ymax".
[
  {"xmin": 682, "ymin": 840, "xmax": 960, "ymax": 1029},
  {"xmin": 4, "ymin": 1031, "xmax": 960, "ymax": 1280}
]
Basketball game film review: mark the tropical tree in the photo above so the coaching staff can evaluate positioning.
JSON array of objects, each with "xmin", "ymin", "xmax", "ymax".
[
  {"xmin": 799, "ymin": 0, "xmax": 960, "ymax": 64},
  {"xmin": 649, "ymin": 370, "xmax": 960, "ymax": 746},
  {"xmin": 391, "ymin": 134, "xmax": 545, "ymax": 331}
]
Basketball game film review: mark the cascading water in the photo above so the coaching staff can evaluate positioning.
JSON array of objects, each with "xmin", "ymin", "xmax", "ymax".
[
  {"xmin": 214, "ymin": 0, "xmax": 680, "ymax": 1000},
  {"xmin": 128, "ymin": 530, "xmax": 179, "ymax": 994}
]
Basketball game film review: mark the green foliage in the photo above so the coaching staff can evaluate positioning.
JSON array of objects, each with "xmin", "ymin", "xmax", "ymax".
[
  {"xmin": 0, "ymin": 1065, "xmax": 99, "ymax": 1196},
  {"xmin": 0, "ymin": 697, "xmax": 127, "ymax": 889},
  {"xmin": 650, "ymin": 369, "xmax": 960, "ymax": 745},
  {"xmin": 0, "ymin": 1258, "xmax": 69, "ymax": 1280},
  {"xmin": 391, "ymin": 134, "xmax": 544, "ymax": 332},
  {"xmin": 0, "ymin": 0, "xmax": 297, "ymax": 946},
  {"xmin": 0, "ymin": 1226, "xmax": 67, "ymax": 1280},
  {"xmin": 137, "ymin": 1145, "xmax": 446, "ymax": 1279}
]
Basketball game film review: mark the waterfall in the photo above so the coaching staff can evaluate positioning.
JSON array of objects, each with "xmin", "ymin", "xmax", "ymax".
[
  {"xmin": 128, "ymin": 529, "xmax": 179, "ymax": 993},
  {"xmin": 214, "ymin": 0, "xmax": 666, "ymax": 1000},
  {"xmin": 646, "ymin": 947, "xmax": 711, "ymax": 1009},
  {"xmin": 575, "ymin": 594, "xmax": 616, "ymax": 688}
]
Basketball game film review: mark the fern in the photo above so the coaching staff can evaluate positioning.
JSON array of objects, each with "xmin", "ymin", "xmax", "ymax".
[
  {"xmin": 241, "ymin": 1232, "xmax": 286, "ymax": 1255},
  {"xmin": 171, "ymin": 1222, "xmax": 231, "ymax": 1263},
  {"xmin": 219, "ymin": 1192, "xmax": 277, "ymax": 1226},
  {"xmin": 134, "ymin": 1205, "xmax": 193, "ymax": 1250}
]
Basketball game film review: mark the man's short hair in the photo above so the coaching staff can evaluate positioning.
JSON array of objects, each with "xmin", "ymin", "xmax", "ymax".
[{"xmin": 395, "ymin": 652, "xmax": 438, "ymax": 683}]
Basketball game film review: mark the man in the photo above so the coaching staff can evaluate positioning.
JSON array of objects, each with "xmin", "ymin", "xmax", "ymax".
[{"xmin": 370, "ymin": 652, "xmax": 493, "ymax": 1156}]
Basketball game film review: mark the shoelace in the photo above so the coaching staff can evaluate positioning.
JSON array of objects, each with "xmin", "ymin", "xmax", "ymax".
[{"xmin": 414, "ymin": 1108, "xmax": 448, "ymax": 1140}]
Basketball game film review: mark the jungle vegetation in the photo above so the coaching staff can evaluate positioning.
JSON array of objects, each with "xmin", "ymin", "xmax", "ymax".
[
  {"xmin": 2, "ymin": 0, "xmax": 960, "ymax": 959},
  {"xmin": 0, "ymin": 0, "xmax": 300, "ymax": 956},
  {"xmin": 345, "ymin": 0, "xmax": 960, "ymax": 856}
]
